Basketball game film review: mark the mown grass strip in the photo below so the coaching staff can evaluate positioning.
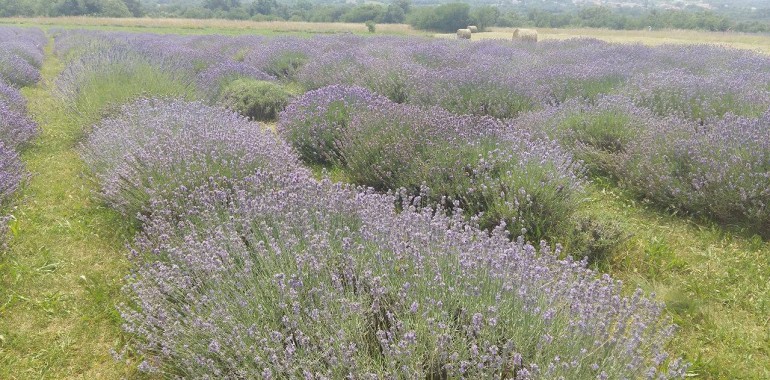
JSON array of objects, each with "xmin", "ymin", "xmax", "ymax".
[
  {"xmin": 0, "ymin": 38, "xmax": 139, "ymax": 379},
  {"xmin": 583, "ymin": 183, "xmax": 770, "ymax": 379}
]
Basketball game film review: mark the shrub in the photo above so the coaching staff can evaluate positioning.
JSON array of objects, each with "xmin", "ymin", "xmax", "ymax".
[
  {"xmin": 623, "ymin": 112, "xmax": 770, "ymax": 236},
  {"xmin": 197, "ymin": 61, "xmax": 275, "ymax": 102},
  {"xmin": 120, "ymin": 172, "xmax": 686, "ymax": 379},
  {"xmin": 0, "ymin": 141, "xmax": 23, "ymax": 208},
  {"xmin": 365, "ymin": 20, "xmax": 376, "ymax": 33},
  {"xmin": 0, "ymin": 100, "xmax": 38, "ymax": 149},
  {"xmin": 1, "ymin": 41, "xmax": 45, "ymax": 69},
  {"xmin": 278, "ymin": 85, "xmax": 392, "ymax": 165},
  {"xmin": 263, "ymin": 50, "xmax": 309, "ymax": 80},
  {"xmin": 81, "ymin": 99, "xmax": 304, "ymax": 217},
  {"xmin": 0, "ymin": 54, "xmax": 40, "ymax": 87},
  {"xmin": 0, "ymin": 141, "xmax": 23, "ymax": 251},
  {"xmin": 517, "ymin": 96, "xmax": 654, "ymax": 177},
  {"xmin": 281, "ymin": 86, "xmax": 585, "ymax": 242},
  {"xmin": 626, "ymin": 69, "xmax": 770, "ymax": 123},
  {"xmin": 218, "ymin": 79, "xmax": 291, "ymax": 121},
  {"xmin": 55, "ymin": 47, "xmax": 200, "ymax": 123},
  {"xmin": 0, "ymin": 81, "xmax": 26, "ymax": 111}
]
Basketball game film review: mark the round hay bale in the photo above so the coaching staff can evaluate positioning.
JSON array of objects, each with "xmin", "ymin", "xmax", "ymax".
[
  {"xmin": 457, "ymin": 29, "xmax": 472, "ymax": 40},
  {"xmin": 512, "ymin": 28, "xmax": 538, "ymax": 43},
  {"xmin": 468, "ymin": 25, "xmax": 478, "ymax": 33}
]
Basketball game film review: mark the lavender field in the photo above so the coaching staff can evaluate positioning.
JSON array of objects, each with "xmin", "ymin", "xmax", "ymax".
[{"xmin": 1, "ymin": 25, "xmax": 769, "ymax": 379}]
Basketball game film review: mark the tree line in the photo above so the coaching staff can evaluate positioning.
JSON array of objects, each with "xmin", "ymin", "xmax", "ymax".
[{"xmin": 0, "ymin": 0, "xmax": 768, "ymax": 34}]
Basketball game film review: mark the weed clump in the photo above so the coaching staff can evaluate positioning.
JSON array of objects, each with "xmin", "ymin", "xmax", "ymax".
[{"xmin": 218, "ymin": 79, "xmax": 291, "ymax": 121}]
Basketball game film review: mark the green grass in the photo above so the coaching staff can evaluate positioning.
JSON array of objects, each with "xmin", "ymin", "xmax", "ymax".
[
  {"xmin": 0, "ymin": 39, "xmax": 140, "ymax": 379},
  {"xmin": 0, "ymin": 17, "xmax": 422, "ymax": 37},
  {"xmin": 581, "ymin": 182, "xmax": 770, "ymax": 379},
  {"xmin": 68, "ymin": 60, "xmax": 200, "ymax": 126}
]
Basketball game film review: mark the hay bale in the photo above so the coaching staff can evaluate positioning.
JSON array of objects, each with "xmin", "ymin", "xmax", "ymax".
[
  {"xmin": 468, "ymin": 25, "xmax": 478, "ymax": 33},
  {"xmin": 457, "ymin": 29, "xmax": 471, "ymax": 40},
  {"xmin": 512, "ymin": 28, "xmax": 538, "ymax": 43}
]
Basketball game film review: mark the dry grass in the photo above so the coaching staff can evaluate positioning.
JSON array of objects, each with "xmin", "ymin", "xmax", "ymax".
[
  {"xmin": 0, "ymin": 17, "xmax": 421, "ymax": 35},
  {"xmin": 437, "ymin": 27, "xmax": 770, "ymax": 54}
]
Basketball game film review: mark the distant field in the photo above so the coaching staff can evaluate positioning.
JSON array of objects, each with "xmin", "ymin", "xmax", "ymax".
[
  {"xmin": 4, "ymin": 17, "xmax": 770, "ymax": 53},
  {"xmin": 450, "ymin": 27, "xmax": 770, "ymax": 53},
  {"xmin": 0, "ymin": 17, "xmax": 423, "ymax": 36}
]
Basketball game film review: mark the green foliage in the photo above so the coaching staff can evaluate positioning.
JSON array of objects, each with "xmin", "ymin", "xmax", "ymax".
[
  {"xmin": 203, "ymin": 0, "xmax": 239, "ymax": 12},
  {"xmin": 381, "ymin": 4, "xmax": 406, "ymax": 24},
  {"xmin": 470, "ymin": 5, "xmax": 499, "ymax": 31},
  {"xmin": 437, "ymin": 83, "xmax": 538, "ymax": 119},
  {"xmin": 264, "ymin": 51, "xmax": 308, "ymax": 80},
  {"xmin": 69, "ymin": 60, "xmax": 199, "ymax": 124},
  {"xmin": 218, "ymin": 79, "xmax": 290, "ymax": 121},
  {"xmin": 53, "ymin": 0, "xmax": 133, "ymax": 17},
  {"xmin": 341, "ymin": 4, "xmax": 384, "ymax": 23},
  {"xmin": 365, "ymin": 20, "xmax": 376, "ymax": 33},
  {"xmin": 407, "ymin": 3, "xmax": 470, "ymax": 33},
  {"xmin": 556, "ymin": 110, "xmax": 636, "ymax": 176},
  {"xmin": 564, "ymin": 215, "xmax": 630, "ymax": 267}
]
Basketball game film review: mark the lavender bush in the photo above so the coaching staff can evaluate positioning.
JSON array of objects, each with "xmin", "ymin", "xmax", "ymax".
[
  {"xmin": 624, "ymin": 69, "xmax": 770, "ymax": 123},
  {"xmin": 278, "ymin": 85, "xmax": 392, "ymax": 165},
  {"xmin": 0, "ymin": 27, "xmax": 45, "ymax": 88},
  {"xmin": 55, "ymin": 45, "xmax": 200, "ymax": 122},
  {"xmin": 0, "ymin": 81, "xmax": 27, "ymax": 111},
  {"xmin": 280, "ymin": 85, "xmax": 584, "ymax": 242},
  {"xmin": 623, "ymin": 112, "xmax": 770, "ymax": 236},
  {"xmin": 81, "ymin": 99, "xmax": 304, "ymax": 218},
  {"xmin": 0, "ymin": 54, "xmax": 40, "ymax": 88},
  {"xmin": 0, "ymin": 142, "xmax": 24, "ymax": 250},
  {"xmin": 515, "ymin": 96, "xmax": 657, "ymax": 177},
  {"xmin": 0, "ymin": 142, "xmax": 23, "ymax": 208},
  {"xmin": 196, "ymin": 61, "xmax": 275, "ymax": 103},
  {"xmin": 0, "ymin": 99, "xmax": 38, "ymax": 149},
  {"xmin": 120, "ymin": 172, "xmax": 686, "ymax": 379}
]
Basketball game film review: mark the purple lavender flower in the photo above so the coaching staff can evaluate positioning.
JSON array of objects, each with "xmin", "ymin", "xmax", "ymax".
[
  {"xmin": 118, "ymin": 172, "xmax": 684, "ymax": 378},
  {"xmin": 81, "ymin": 99, "xmax": 306, "ymax": 218},
  {"xmin": 0, "ymin": 99, "xmax": 38, "ymax": 149}
]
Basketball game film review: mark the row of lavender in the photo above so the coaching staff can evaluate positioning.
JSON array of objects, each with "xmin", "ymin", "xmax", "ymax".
[
  {"xmin": 278, "ymin": 85, "xmax": 585, "ymax": 245},
  {"xmin": 0, "ymin": 27, "xmax": 44, "ymax": 250},
  {"xmin": 80, "ymin": 98, "xmax": 686, "ymax": 378},
  {"xmin": 53, "ymin": 30, "xmax": 770, "ymax": 121},
  {"xmin": 53, "ymin": 29, "xmax": 770, "ymax": 235},
  {"xmin": 279, "ymin": 84, "xmax": 770, "ymax": 239}
]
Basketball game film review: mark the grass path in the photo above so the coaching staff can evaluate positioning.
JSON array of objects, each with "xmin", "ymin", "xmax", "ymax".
[
  {"xmin": 584, "ymin": 184, "xmax": 770, "ymax": 379},
  {"xmin": 0, "ymin": 39, "xmax": 138, "ymax": 379}
]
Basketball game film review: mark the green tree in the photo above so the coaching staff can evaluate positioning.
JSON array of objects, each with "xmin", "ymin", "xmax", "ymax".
[
  {"xmin": 381, "ymin": 4, "xmax": 405, "ymax": 23},
  {"xmin": 394, "ymin": 0, "xmax": 410, "ymax": 14},
  {"xmin": 407, "ymin": 3, "xmax": 470, "ymax": 33},
  {"xmin": 99, "ymin": 0, "xmax": 131, "ymax": 17},
  {"xmin": 342, "ymin": 4, "xmax": 384, "ymax": 23},
  {"xmin": 250, "ymin": 0, "xmax": 276, "ymax": 16},
  {"xmin": 470, "ymin": 5, "xmax": 499, "ymax": 31},
  {"xmin": 203, "ymin": 0, "xmax": 239, "ymax": 12},
  {"xmin": 123, "ymin": 0, "xmax": 142, "ymax": 16}
]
